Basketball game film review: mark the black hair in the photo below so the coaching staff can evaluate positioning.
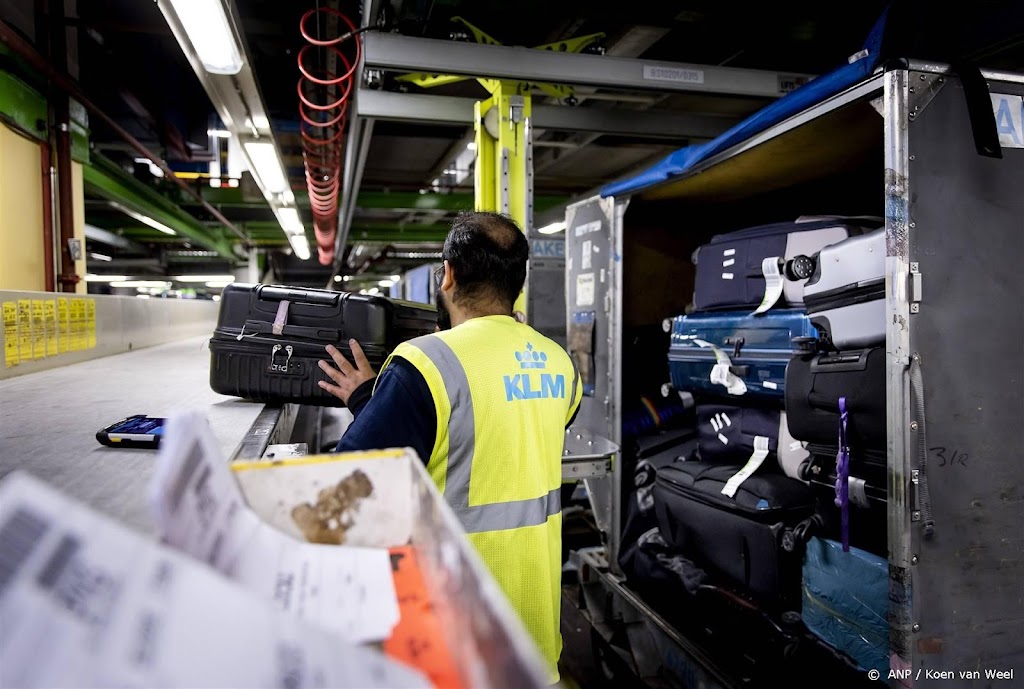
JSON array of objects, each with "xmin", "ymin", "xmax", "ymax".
[{"xmin": 442, "ymin": 211, "xmax": 529, "ymax": 311}]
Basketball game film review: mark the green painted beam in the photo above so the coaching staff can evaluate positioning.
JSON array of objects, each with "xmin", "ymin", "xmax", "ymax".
[
  {"xmin": 0, "ymin": 67, "xmax": 89, "ymax": 162},
  {"xmin": 0, "ymin": 70, "xmax": 47, "ymax": 141},
  {"xmin": 84, "ymin": 155, "xmax": 239, "ymax": 260},
  {"xmin": 347, "ymin": 228, "xmax": 449, "ymax": 243}
]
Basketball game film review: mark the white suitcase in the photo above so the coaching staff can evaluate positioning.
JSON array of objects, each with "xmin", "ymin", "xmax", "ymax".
[{"xmin": 799, "ymin": 227, "xmax": 886, "ymax": 350}]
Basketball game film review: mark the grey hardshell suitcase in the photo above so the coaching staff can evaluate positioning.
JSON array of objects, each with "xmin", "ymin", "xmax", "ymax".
[
  {"xmin": 781, "ymin": 220, "xmax": 857, "ymax": 305},
  {"xmin": 799, "ymin": 228, "xmax": 886, "ymax": 350}
]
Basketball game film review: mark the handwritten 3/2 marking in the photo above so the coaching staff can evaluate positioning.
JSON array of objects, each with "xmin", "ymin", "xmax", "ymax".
[{"xmin": 930, "ymin": 446, "xmax": 968, "ymax": 468}]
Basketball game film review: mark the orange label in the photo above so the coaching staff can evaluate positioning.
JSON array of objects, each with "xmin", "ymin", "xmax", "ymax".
[{"xmin": 384, "ymin": 546, "xmax": 466, "ymax": 689}]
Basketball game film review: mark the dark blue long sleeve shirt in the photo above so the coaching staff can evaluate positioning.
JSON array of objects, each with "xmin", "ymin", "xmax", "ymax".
[{"xmin": 335, "ymin": 357, "xmax": 436, "ymax": 465}]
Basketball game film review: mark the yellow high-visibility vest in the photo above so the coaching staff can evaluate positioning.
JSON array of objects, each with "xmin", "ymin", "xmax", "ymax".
[{"xmin": 379, "ymin": 315, "xmax": 582, "ymax": 683}]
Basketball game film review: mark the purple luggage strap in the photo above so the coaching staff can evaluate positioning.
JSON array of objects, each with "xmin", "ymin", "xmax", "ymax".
[{"xmin": 835, "ymin": 396, "xmax": 851, "ymax": 552}]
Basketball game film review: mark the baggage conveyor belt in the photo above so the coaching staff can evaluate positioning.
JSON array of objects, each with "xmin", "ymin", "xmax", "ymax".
[{"xmin": 0, "ymin": 335, "xmax": 295, "ymax": 535}]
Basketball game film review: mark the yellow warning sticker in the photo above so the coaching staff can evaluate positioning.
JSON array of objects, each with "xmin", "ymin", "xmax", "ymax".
[
  {"xmin": 3, "ymin": 302, "xmax": 18, "ymax": 368},
  {"xmin": 85, "ymin": 299, "xmax": 96, "ymax": 349},
  {"xmin": 17, "ymin": 300, "xmax": 32, "ymax": 361},
  {"xmin": 69, "ymin": 299, "xmax": 81, "ymax": 351},
  {"xmin": 57, "ymin": 297, "xmax": 70, "ymax": 353},
  {"xmin": 44, "ymin": 300, "xmax": 58, "ymax": 356},
  {"xmin": 31, "ymin": 300, "xmax": 46, "ymax": 359}
]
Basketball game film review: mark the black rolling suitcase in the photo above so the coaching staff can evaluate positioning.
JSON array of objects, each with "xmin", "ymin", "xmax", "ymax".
[
  {"xmin": 209, "ymin": 283, "xmax": 436, "ymax": 406},
  {"xmin": 652, "ymin": 459, "xmax": 816, "ymax": 604},
  {"xmin": 784, "ymin": 347, "xmax": 886, "ymax": 451}
]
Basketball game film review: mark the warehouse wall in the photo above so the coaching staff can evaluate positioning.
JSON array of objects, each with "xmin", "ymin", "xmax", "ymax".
[
  {"xmin": 0, "ymin": 123, "xmax": 46, "ymax": 292},
  {"xmin": 72, "ymin": 161, "xmax": 86, "ymax": 294}
]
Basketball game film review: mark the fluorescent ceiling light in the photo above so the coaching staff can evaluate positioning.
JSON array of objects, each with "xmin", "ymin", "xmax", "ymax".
[
  {"xmin": 246, "ymin": 115, "xmax": 270, "ymax": 131},
  {"xmin": 367, "ymin": 287, "xmax": 380, "ymax": 295},
  {"xmin": 205, "ymin": 281, "xmax": 233, "ymax": 288},
  {"xmin": 109, "ymin": 201, "xmax": 176, "ymax": 235},
  {"xmin": 133, "ymin": 158, "xmax": 165, "ymax": 178},
  {"xmin": 208, "ymin": 129, "xmax": 231, "ymax": 138},
  {"xmin": 289, "ymin": 234, "xmax": 311, "ymax": 261},
  {"xmin": 389, "ymin": 275, "xmax": 401, "ymax": 281},
  {"xmin": 165, "ymin": 0, "xmax": 243, "ymax": 75},
  {"xmin": 243, "ymin": 141, "xmax": 289, "ymax": 194},
  {"xmin": 172, "ymin": 274, "xmax": 236, "ymax": 282},
  {"xmin": 537, "ymin": 221, "xmax": 566, "ymax": 235},
  {"xmin": 379, "ymin": 279, "xmax": 395, "ymax": 287},
  {"xmin": 85, "ymin": 274, "xmax": 129, "ymax": 282},
  {"xmin": 110, "ymin": 280, "xmax": 173, "ymax": 288},
  {"xmin": 276, "ymin": 206, "xmax": 304, "ymax": 234},
  {"xmin": 333, "ymin": 275, "xmax": 342, "ymax": 283},
  {"xmin": 90, "ymin": 252, "xmax": 112, "ymax": 262}
]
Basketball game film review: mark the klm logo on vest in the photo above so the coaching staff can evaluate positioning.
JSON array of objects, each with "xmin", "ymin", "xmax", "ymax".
[{"xmin": 504, "ymin": 343, "xmax": 566, "ymax": 401}]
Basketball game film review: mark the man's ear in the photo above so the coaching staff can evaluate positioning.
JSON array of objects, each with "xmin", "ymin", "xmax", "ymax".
[{"xmin": 440, "ymin": 260, "xmax": 454, "ymax": 291}]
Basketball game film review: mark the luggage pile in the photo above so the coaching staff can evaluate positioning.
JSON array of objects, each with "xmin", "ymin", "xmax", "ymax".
[{"xmin": 623, "ymin": 217, "xmax": 891, "ymax": 677}]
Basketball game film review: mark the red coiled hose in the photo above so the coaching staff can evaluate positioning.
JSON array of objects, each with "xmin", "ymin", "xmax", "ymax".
[{"xmin": 297, "ymin": 7, "xmax": 362, "ymax": 265}]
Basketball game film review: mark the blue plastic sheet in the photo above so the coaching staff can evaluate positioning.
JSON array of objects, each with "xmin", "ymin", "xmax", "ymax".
[
  {"xmin": 599, "ymin": 6, "xmax": 890, "ymax": 199},
  {"xmin": 801, "ymin": 537, "xmax": 888, "ymax": 672}
]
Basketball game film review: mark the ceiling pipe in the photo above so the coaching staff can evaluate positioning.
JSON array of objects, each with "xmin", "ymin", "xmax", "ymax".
[{"xmin": 0, "ymin": 18, "xmax": 252, "ymax": 250}]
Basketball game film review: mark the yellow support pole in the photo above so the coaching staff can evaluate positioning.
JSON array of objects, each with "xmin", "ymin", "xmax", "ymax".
[{"xmin": 474, "ymin": 81, "xmax": 532, "ymax": 318}]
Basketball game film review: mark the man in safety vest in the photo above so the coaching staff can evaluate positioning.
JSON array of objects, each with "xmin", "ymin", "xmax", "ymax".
[{"xmin": 318, "ymin": 211, "xmax": 582, "ymax": 684}]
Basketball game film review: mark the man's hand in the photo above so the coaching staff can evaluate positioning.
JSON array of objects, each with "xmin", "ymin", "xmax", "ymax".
[{"xmin": 318, "ymin": 339, "xmax": 377, "ymax": 404}]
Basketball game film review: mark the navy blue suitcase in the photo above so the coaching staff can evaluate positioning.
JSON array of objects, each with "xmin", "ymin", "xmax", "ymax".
[
  {"xmin": 668, "ymin": 309, "xmax": 817, "ymax": 401},
  {"xmin": 692, "ymin": 218, "xmax": 873, "ymax": 312}
]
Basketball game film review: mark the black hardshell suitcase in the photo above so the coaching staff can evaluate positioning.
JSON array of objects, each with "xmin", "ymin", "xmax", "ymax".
[
  {"xmin": 652, "ymin": 459, "xmax": 816, "ymax": 603},
  {"xmin": 209, "ymin": 283, "xmax": 436, "ymax": 406}
]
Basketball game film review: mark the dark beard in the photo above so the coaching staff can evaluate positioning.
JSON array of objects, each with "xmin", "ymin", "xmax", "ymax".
[{"xmin": 435, "ymin": 289, "xmax": 452, "ymax": 331}]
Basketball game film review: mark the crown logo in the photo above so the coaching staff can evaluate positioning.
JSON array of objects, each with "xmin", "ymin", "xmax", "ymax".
[{"xmin": 515, "ymin": 342, "xmax": 547, "ymax": 369}]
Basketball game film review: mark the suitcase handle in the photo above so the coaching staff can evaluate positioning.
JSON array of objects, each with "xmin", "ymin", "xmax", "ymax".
[
  {"xmin": 242, "ymin": 319, "xmax": 342, "ymax": 341},
  {"xmin": 808, "ymin": 392, "xmax": 841, "ymax": 412},
  {"xmin": 257, "ymin": 285, "xmax": 340, "ymax": 306}
]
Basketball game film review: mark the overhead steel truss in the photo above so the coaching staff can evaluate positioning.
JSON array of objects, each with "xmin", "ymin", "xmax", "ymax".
[{"xmin": 362, "ymin": 32, "xmax": 815, "ymax": 99}]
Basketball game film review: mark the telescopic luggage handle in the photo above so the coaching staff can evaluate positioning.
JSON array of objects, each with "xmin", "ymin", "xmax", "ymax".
[{"xmin": 256, "ymin": 284, "xmax": 340, "ymax": 306}]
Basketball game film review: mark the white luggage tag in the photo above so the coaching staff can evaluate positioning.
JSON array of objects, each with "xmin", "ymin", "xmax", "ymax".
[
  {"xmin": 722, "ymin": 436, "xmax": 771, "ymax": 498},
  {"xmin": 691, "ymin": 338, "xmax": 747, "ymax": 396},
  {"xmin": 753, "ymin": 256, "xmax": 784, "ymax": 315}
]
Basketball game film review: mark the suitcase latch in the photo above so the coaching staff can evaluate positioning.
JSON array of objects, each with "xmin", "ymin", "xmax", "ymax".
[
  {"xmin": 723, "ymin": 336, "xmax": 744, "ymax": 358},
  {"xmin": 722, "ymin": 337, "xmax": 747, "ymax": 376},
  {"xmin": 269, "ymin": 344, "xmax": 297, "ymax": 374}
]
